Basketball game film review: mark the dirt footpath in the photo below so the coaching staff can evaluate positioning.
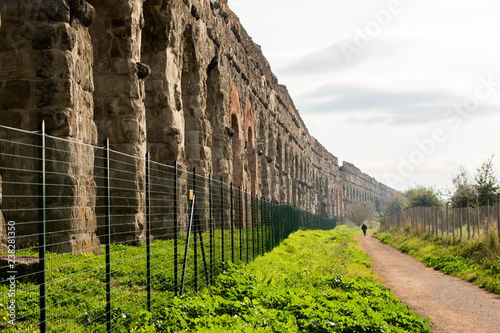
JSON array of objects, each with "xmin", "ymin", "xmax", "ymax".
[{"xmin": 359, "ymin": 234, "xmax": 500, "ymax": 333}]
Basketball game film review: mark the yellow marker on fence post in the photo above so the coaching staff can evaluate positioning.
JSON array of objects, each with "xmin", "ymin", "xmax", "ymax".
[{"xmin": 189, "ymin": 190, "xmax": 194, "ymax": 201}]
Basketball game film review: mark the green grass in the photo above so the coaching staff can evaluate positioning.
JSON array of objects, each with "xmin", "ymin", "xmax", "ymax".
[
  {"xmin": 0, "ymin": 227, "xmax": 271, "ymax": 332},
  {"xmin": 375, "ymin": 228, "xmax": 500, "ymax": 294},
  {"xmin": 1, "ymin": 227, "xmax": 431, "ymax": 332},
  {"xmin": 154, "ymin": 226, "xmax": 431, "ymax": 332}
]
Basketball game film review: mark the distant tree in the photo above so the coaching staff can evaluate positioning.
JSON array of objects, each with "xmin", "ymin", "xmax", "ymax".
[
  {"xmin": 383, "ymin": 194, "xmax": 408, "ymax": 216},
  {"xmin": 374, "ymin": 197, "xmax": 382, "ymax": 213},
  {"xmin": 474, "ymin": 155, "xmax": 499, "ymax": 206},
  {"xmin": 405, "ymin": 185, "xmax": 441, "ymax": 208},
  {"xmin": 448, "ymin": 166, "xmax": 477, "ymax": 208},
  {"xmin": 346, "ymin": 203, "xmax": 375, "ymax": 226}
]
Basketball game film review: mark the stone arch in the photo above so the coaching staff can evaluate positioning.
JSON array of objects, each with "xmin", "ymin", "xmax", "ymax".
[
  {"xmin": 258, "ymin": 114, "xmax": 269, "ymax": 198},
  {"xmin": 244, "ymin": 99, "xmax": 257, "ymax": 194},
  {"xmin": 206, "ymin": 57, "xmax": 226, "ymax": 180},
  {"xmin": 275, "ymin": 134, "xmax": 284, "ymax": 202},
  {"xmin": 293, "ymin": 154, "xmax": 299, "ymax": 206},
  {"xmin": 229, "ymin": 83, "xmax": 243, "ymax": 188},
  {"xmin": 276, "ymin": 136, "xmax": 282, "ymax": 169},
  {"xmin": 283, "ymin": 143, "xmax": 290, "ymax": 202}
]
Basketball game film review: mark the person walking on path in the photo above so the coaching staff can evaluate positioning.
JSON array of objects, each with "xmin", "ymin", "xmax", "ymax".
[{"xmin": 361, "ymin": 223, "xmax": 367, "ymax": 237}]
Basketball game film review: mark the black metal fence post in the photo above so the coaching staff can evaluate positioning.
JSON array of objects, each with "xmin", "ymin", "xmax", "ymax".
[
  {"xmin": 38, "ymin": 121, "xmax": 47, "ymax": 333},
  {"xmin": 209, "ymin": 175, "xmax": 214, "ymax": 284},
  {"xmin": 174, "ymin": 162, "xmax": 178, "ymax": 296},
  {"xmin": 193, "ymin": 168, "xmax": 198, "ymax": 293},
  {"xmin": 221, "ymin": 179, "xmax": 225, "ymax": 264},
  {"xmin": 145, "ymin": 151, "xmax": 151, "ymax": 314},
  {"xmin": 230, "ymin": 183, "xmax": 234, "ymax": 263},
  {"xmin": 498, "ymin": 193, "xmax": 500, "ymax": 241},
  {"xmin": 267, "ymin": 201, "xmax": 271, "ymax": 252},
  {"xmin": 246, "ymin": 190, "xmax": 249, "ymax": 264},
  {"xmin": 239, "ymin": 187, "xmax": 242, "ymax": 262},
  {"xmin": 252, "ymin": 194, "xmax": 256, "ymax": 260},
  {"xmin": 104, "ymin": 137, "xmax": 112, "ymax": 332},
  {"xmin": 259, "ymin": 197, "xmax": 266, "ymax": 255}
]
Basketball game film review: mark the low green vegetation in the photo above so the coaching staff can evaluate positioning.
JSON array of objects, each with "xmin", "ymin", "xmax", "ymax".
[
  {"xmin": 154, "ymin": 227, "xmax": 430, "ymax": 332},
  {"xmin": 1, "ymin": 227, "xmax": 431, "ymax": 332},
  {"xmin": 375, "ymin": 229, "xmax": 500, "ymax": 294},
  {"xmin": 0, "ymin": 229, "xmax": 259, "ymax": 332}
]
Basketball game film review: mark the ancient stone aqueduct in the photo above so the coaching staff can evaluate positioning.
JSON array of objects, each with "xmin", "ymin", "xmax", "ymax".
[{"xmin": 0, "ymin": 0, "xmax": 396, "ymax": 253}]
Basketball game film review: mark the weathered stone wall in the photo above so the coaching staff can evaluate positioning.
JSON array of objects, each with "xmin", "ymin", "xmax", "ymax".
[
  {"xmin": 88, "ymin": 0, "xmax": 149, "ymax": 244},
  {"xmin": 0, "ymin": 0, "xmax": 397, "ymax": 250},
  {"xmin": 0, "ymin": 0, "xmax": 100, "ymax": 253}
]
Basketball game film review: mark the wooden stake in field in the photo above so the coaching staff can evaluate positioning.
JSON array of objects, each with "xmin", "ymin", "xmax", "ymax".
[
  {"xmin": 460, "ymin": 204, "xmax": 463, "ymax": 240},
  {"xmin": 497, "ymin": 193, "xmax": 500, "ymax": 241},
  {"xmin": 467, "ymin": 198, "xmax": 471, "ymax": 240},
  {"xmin": 487, "ymin": 199, "xmax": 490, "ymax": 237},
  {"xmin": 452, "ymin": 206, "xmax": 455, "ymax": 243},
  {"xmin": 445, "ymin": 203, "xmax": 449, "ymax": 238},
  {"xmin": 435, "ymin": 207, "xmax": 438, "ymax": 237},
  {"xmin": 441, "ymin": 205, "xmax": 444, "ymax": 238},
  {"xmin": 476, "ymin": 196, "xmax": 480, "ymax": 239}
]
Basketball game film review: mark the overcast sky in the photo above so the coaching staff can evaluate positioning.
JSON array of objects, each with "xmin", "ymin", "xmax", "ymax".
[{"xmin": 229, "ymin": 0, "xmax": 500, "ymax": 194}]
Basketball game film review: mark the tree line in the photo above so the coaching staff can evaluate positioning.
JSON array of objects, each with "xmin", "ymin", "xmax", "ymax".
[{"xmin": 384, "ymin": 155, "xmax": 500, "ymax": 215}]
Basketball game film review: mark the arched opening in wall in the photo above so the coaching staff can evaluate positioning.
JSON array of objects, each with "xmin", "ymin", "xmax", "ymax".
[
  {"xmin": 259, "ymin": 117, "xmax": 269, "ymax": 199},
  {"xmin": 274, "ymin": 136, "xmax": 283, "ymax": 202},
  {"xmin": 293, "ymin": 155, "xmax": 298, "ymax": 206},
  {"xmin": 247, "ymin": 126, "xmax": 257, "ymax": 194},
  {"xmin": 181, "ymin": 26, "xmax": 201, "ymax": 170},
  {"xmin": 276, "ymin": 137, "xmax": 283, "ymax": 169},
  {"xmin": 231, "ymin": 113, "xmax": 243, "ymax": 188},
  {"xmin": 206, "ymin": 58, "xmax": 224, "ymax": 179}
]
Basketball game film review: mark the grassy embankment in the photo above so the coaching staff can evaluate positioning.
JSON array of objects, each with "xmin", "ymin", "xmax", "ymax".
[
  {"xmin": 1, "ymin": 226, "xmax": 431, "ymax": 332},
  {"xmin": 154, "ymin": 226, "xmax": 430, "ymax": 332},
  {"xmin": 375, "ymin": 228, "xmax": 500, "ymax": 294}
]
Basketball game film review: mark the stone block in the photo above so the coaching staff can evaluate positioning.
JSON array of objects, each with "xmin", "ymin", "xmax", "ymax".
[
  {"xmin": 150, "ymin": 143, "xmax": 180, "ymax": 163},
  {"xmin": 0, "ymin": 0, "xmax": 29, "ymax": 24},
  {"xmin": 110, "ymin": 58, "xmax": 137, "ymax": 76},
  {"xmin": 32, "ymin": 23, "xmax": 76, "ymax": 50},
  {"xmin": 41, "ymin": 107, "xmax": 76, "ymax": 137},
  {"xmin": 27, "ymin": 0, "xmax": 71, "ymax": 23},
  {"xmin": 32, "ymin": 49, "xmax": 72, "ymax": 80},
  {"xmin": 0, "ymin": 80, "xmax": 31, "ymax": 110},
  {"xmin": 93, "ymin": 75, "xmax": 128, "ymax": 98},
  {"xmin": 0, "ymin": 50, "xmax": 22, "ymax": 80},
  {"xmin": 68, "ymin": 0, "xmax": 95, "ymax": 27},
  {"xmin": 33, "ymin": 79, "xmax": 72, "ymax": 109},
  {"xmin": 100, "ymin": 118, "xmax": 145, "ymax": 144},
  {"xmin": 185, "ymin": 130, "xmax": 201, "ymax": 147}
]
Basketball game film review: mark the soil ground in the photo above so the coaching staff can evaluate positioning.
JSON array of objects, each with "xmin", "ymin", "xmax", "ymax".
[{"xmin": 359, "ymin": 234, "xmax": 500, "ymax": 333}]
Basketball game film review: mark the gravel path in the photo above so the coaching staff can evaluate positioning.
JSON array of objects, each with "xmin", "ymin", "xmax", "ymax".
[{"xmin": 359, "ymin": 234, "xmax": 500, "ymax": 333}]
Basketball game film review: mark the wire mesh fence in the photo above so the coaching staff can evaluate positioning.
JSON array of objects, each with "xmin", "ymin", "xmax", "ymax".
[
  {"xmin": 0, "ymin": 123, "xmax": 336, "ymax": 332},
  {"xmin": 382, "ymin": 199, "xmax": 500, "ymax": 242}
]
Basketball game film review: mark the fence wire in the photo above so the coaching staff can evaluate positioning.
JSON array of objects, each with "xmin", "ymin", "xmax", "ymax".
[
  {"xmin": 0, "ymin": 124, "xmax": 336, "ymax": 332},
  {"xmin": 382, "ymin": 201, "xmax": 500, "ymax": 242}
]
